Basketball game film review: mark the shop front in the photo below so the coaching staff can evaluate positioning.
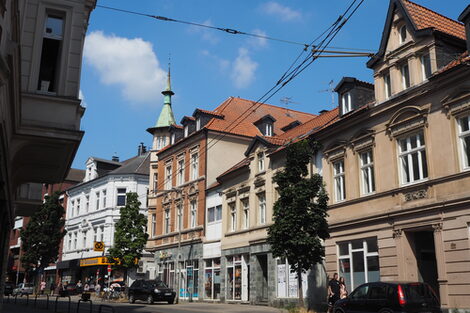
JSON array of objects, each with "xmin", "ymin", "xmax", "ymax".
[{"xmin": 79, "ymin": 256, "xmax": 114, "ymax": 286}]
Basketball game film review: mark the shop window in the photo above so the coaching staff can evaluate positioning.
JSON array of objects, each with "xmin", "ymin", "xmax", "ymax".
[
  {"xmin": 37, "ymin": 15, "xmax": 64, "ymax": 92},
  {"xmin": 226, "ymin": 256, "xmax": 242, "ymax": 300},
  {"xmin": 179, "ymin": 260, "xmax": 199, "ymax": 299},
  {"xmin": 204, "ymin": 258, "xmax": 221, "ymax": 299},
  {"xmin": 276, "ymin": 258, "xmax": 307, "ymax": 298},
  {"xmin": 337, "ymin": 237, "xmax": 379, "ymax": 291}
]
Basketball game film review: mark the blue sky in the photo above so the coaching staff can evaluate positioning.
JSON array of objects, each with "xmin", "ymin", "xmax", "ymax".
[{"xmin": 74, "ymin": 0, "xmax": 467, "ymax": 169}]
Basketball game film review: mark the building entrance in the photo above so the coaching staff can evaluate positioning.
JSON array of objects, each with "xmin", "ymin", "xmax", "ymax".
[
  {"xmin": 257, "ymin": 255, "xmax": 268, "ymax": 302},
  {"xmin": 411, "ymin": 231, "xmax": 439, "ymax": 297}
]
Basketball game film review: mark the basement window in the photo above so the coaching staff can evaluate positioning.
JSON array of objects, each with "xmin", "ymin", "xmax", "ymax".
[{"xmin": 37, "ymin": 15, "xmax": 64, "ymax": 93}]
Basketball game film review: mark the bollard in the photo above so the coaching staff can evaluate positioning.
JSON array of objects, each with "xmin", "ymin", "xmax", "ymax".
[
  {"xmin": 76, "ymin": 299, "xmax": 93, "ymax": 313},
  {"xmin": 55, "ymin": 295, "xmax": 71, "ymax": 313},
  {"xmin": 98, "ymin": 304, "xmax": 115, "ymax": 313}
]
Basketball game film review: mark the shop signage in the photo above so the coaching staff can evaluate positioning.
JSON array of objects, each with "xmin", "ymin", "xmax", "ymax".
[
  {"xmin": 79, "ymin": 257, "xmax": 111, "ymax": 267},
  {"xmin": 93, "ymin": 241, "xmax": 104, "ymax": 252},
  {"xmin": 159, "ymin": 251, "xmax": 172, "ymax": 259}
]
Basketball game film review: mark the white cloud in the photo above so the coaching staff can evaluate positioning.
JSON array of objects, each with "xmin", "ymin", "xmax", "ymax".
[
  {"xmin": 84, "ymin": 31, "xmax": 166, "ymax": 105},
  {"xmin": 188, "ymin": 19, "xmax": 219, "ymax": 44},
  {"xmin": 79, "ymin": 89, "xmax": 87, "ymax": 108},
  {"xmin": 231, "ymin": 48, "xmax": 258, "ymax": 89},
  {"xmin": 261, "ymin": 2, "xmax": 302, "ymax": 22},
  {"xmin": 249, "ymin": 29, "xmax": 268, "ymax": 48}
]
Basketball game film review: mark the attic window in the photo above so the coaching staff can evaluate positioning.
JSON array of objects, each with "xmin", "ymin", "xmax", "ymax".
[
  {"xmin": 342, "ymin": 92, "xmax": 352, "ymax": 114},
  {"xmin": 171, "ymin": 133, "xmax": 176, "ymax": 144},
  {"xmin": 196, "ymin": 117, "xmax": 201, "ymax": 131},
  {"xmin": 399, "ymin": 25, "xmax": 407, "ymax": 44},
  {"xmin": 184, "ymin": 125, "xmax": 189, "ymax": 137},
  {"xmin": 265, "ymin": 123, "xmax": 273, "ymax": 136}
]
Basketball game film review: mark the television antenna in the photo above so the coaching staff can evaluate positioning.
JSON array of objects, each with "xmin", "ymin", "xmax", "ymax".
[
  {"xmin": 280, "ymin": 97, "xmax": 299, "ymax": 117},
  {"xmin": 318, "ymin": 80, "xmax": 335, "ymax": 107}
]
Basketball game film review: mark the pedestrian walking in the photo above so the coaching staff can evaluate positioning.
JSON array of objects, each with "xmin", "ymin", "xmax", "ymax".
[
  {"xmin": 327, "ymin": 273, "xmax": 340, "ymax": 313},
  {"xmin": 76, "ymin": 280, "xmax": 83, "ymax": 293},
  {"xmin": 339, "ymin": 277, "xmax": 348, "ymax": 299},
  {"xmin": 95, "ymin": 283, "xmax": 101, "ymax": 297},
  {"xmin": 49, "ymin": 282, "xmax": 55, "ymax": 296},
  {"xmin": 40, "ymin": 281, "xmax": 46, "ymax": 295}
]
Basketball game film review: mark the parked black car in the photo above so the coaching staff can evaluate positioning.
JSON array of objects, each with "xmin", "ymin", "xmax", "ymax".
[
  {"xmin": 334, "ymin": 281, "xmax": 441, "ymax": 313},
  {"xmin": 128, "ymin": 279, "xmax": 176, "ymax": 304},
  {"xmin": 4, "ymin": 281, "xmax": 14, "ymax": 296}
]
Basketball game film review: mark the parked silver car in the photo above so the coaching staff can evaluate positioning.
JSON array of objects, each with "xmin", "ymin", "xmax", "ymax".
[{"xmin": 12, "ymin": 283, "xmax": 34, "ymax": 296}]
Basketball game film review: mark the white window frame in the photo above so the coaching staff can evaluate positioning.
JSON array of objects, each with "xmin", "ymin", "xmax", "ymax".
[
  {"xmin": 171, "ymin": 133, "xmax": 176, "ymax": 145},
  {"xmin": 164, "ymin": 208, "xmax": 170, "ymax": 234},
  {"xmin": 337, "ymin": 238, "xmax": 379, "ymax": 291},
  {"xmin": 165, "ymin": 164, "xmax": 172, "ymax": 190},
  {"xmin": 229, "ymin": 202, "xmax": 236, "ymax": 231},
  {"xmin": 342, "ymin": 92, "xmax": 352, "ymax": 114},
  {"xmin": 399, "ymin": 25, "xmax": 407, "ymax": 44},
  {"xmin": 176, "ymin": 204, "xmax": 183, "ymax": 231},
  {"xmin": 384, "ymin": 72, "xmax": 391, "ymax": 99},
  {"xmin": 398, "ymin": 132, "xmax": 428, "ymax": 185},
  {"xmin": 241, "ymin": 198, "xmax": 249, "ymax": 229},
  {"xmin": 360, "ymin": 150, "xmax": 375, "ymax": 195},
  {"xmin": 85, "ymin": 195, "xmax": 89, "ymax": 212},
  {"xmin": 184, "ymin": 125, "xmax": 189, "ymax": 137},
  {"xmin": 102, "ymin": 190, "xmax": 107, "ymax": 208},
  {"xmin": 196, "ymin": 118, "xmax": 201, "ymax": 131},
  {"xmin": 258, "ymin": 152, "xmax": 265, "ymax": 172},
  {"xmin": 333, "ymin": 160, "xmax": 346, "ymax": 202},
  {"xmin": 401, "ymin": 62, "xmax": 410, "ymax": 89},
  {"xmin": 116, "ymin": 188, "xmax": 127, "ymax": 206},
  {"xmin": 421, "ymin": 52, "xmax": 432, "ymax": 80},
  {"xmin": 458, "ymin": 115, "xmax": 470, "ymax": 170},
  {"xmin": 190, "ymin": 200, "xmax": 197, "ymax": 228},
  {"xmin": 177, "ymin": 157, "xmax": 185, "ymax": 185},
  {"xmin": 258, "ymin": 193, "xmax": 266, "ymax": 225},
  {"xmin": 191, "ymin": 153, "xmax": 199, "ymax": 180},
  {"xmin": 76, "ymin": 199, "xmax": 81, "ymax": 216},
  {"xmin": 152, "ymin": 213, "xmax": 157, "ymax": 237},
  {"xmin": 266, "ymin": 123, "xmax": 273, "ymax": 136},
  {"xmin": 95, "ymin": 192, "xmax": 100, "ymax": 210}
]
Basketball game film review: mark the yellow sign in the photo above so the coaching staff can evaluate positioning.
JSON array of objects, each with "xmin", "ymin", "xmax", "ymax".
[
  {"xmin": 79, "ymin": 257, "xmax": 111, "ymax": 267},
  {"xmin": 93, "ymin": 241, "xmax": 104, "ymax": 252}
]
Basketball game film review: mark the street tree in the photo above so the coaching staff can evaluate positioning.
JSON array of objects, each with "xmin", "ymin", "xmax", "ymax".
[
  {"xmin": 20, "ymin": 191, "xmax": 67, "ymax": 278},
  {"xmin": 267, "ymin": 139, "xmax": 330, "ymax": 305},
  {"xmin": 108, "ymin": 192, "xmax": 148, "ymax": 273}
]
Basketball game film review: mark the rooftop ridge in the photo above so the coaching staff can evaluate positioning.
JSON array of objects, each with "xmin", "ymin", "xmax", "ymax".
[{"xmin": 402, "ymin": 0, "xmax": 464, "ymax": 27}]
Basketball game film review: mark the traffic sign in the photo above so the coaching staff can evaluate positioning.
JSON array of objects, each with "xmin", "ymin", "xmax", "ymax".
[{"xmin": 94, "ymin": 241, "xmax": 104, "ymax": 251}]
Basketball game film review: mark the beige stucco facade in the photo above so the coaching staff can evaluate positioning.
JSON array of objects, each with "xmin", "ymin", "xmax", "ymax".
[{"xmin": 318, "ymin": 2, "xmax": 470, "ymax": 311}]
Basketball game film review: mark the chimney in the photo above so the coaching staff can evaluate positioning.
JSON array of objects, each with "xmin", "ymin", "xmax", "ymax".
[
  {"xmin": 459, "ymin": 5, "xmax": 470, "ymax": 52},
  {"xmin": 137, "ymin": 142, "xmax": 147, "ymax": 156},
  {"xmin": 318, "ymin": 109, "xmax": 329, "ymax": 114},
  {"xmin": 112, "ymin": 155, "xmax": 119, "ymax": 162}
]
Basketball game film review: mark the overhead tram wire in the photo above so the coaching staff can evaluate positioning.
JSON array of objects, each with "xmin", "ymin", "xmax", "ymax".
[{"xmin": 151, "ymin": 0, "xmax": 366, "ymax": 191}]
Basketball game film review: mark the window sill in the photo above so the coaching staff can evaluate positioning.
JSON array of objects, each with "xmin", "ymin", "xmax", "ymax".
[
  {"xmin": 255, "ymin": 170, "xmax": 266, "ymax": 177},
  {"xmin": 400, "ymin": 178, "xmax": 428, "ymax": 187}
]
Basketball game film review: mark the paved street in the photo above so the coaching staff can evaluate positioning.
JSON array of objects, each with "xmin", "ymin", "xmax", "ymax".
[{"xmin": 2, "ymin": 296, "xmax": 287, "ymax": 313}]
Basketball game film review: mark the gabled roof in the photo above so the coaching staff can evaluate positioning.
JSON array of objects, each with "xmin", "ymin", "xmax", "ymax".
[
  {"xmin": 192, "ymin": 108, "xmax": 224, "ymax": 119},
  {"xmin": 204, "ymin": 97, "xmax": 316, "ymax": 138},
  {"xmin": 180, "ymin": 116, "xmax": 195, "ymax": 124},
  {"xmin": 334, "ymin": 77, "xmax": 374, "ymax": 92},
  {"xmin": 108, "ymin": 152, "xmax": 150, "ymax": 176},
  {"xmin": 402, "ymin": 0, "xmax": 466, "ymax": 40},
  {"xmin": 367, "ymin": 0, "xmax": 466, "ymax": 68}
]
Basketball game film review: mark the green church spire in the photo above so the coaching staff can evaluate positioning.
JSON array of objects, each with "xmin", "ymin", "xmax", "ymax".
[{"xmin": 155, "ymin": 62, "xmax": 176, "ymax": 128}]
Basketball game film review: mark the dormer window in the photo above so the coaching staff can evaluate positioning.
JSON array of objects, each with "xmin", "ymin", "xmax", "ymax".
[
  {"xmin": 184, "ymin": 125, "xmax": 189, "ymax": 137},
  {"xmin": 400, "ymin": 62, "xmax": 410, "ymax": 89},
  {"xmin": 421, "ymin": 52, "xmax": 432, "ymax": 80},
  {"xmin": 257, "ymin": 152, "xmax": 265, "ymax": 172},
  {"xmin": 399, "ymin": 25, "xmax": 407, "ymax": 44},
  {"xmin": 266, "ymin": 123, "xmax": 273, "ymax": 136},
  {"xmin": 341, "ymin": 92, "xmax": 352, "ymax": 114},
  {"xmin": 171, "ymin": 133, "xmax": 176, "ymax": 144},
  {"xmin": 196, "ymin": 117, "xmax": 201, "ymax": 131}
]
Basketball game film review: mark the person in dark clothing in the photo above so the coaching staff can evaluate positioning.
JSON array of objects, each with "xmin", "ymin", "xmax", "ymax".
[{"xmin": 328, "ymin": 273, "xmax": 340, "ymax": 313}]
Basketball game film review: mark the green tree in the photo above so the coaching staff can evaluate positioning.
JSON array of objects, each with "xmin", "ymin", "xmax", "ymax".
[
  {"xmin": 108, "ymin": 192, "xmax": 148, "ymax": 270},
  {"xmin": 20, "ymin": 192, "xmax": 67, "ymax": 273},
  {"xmin": 267, "ymin": 139, "xmax": 330, "ymax": 305}
]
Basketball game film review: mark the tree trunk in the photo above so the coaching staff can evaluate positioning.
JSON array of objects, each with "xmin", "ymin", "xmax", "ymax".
[{"xmin": 298, "ymin": 267, "xmax": 304, "ymax": 307}]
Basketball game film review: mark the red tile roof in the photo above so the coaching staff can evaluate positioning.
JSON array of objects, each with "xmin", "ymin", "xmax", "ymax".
[
  {"xmin": 194, "ymin": 108, "xmax": 224, "ymax": 118},
  {"xmin": 402, "ymin": 0, "xmax": 466, "ymax": 40},
  {"xmin": 437, "ymin": 51, "xmax": 470, "ymax": 74},
  {"xmin": 204, "ymin": 97, "xmax": 316, "ymax": 137}
]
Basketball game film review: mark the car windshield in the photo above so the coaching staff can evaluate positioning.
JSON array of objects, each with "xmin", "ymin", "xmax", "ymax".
[{"xmin": 150, "ymin": 280, "xmax": 167, "ymax": 288}]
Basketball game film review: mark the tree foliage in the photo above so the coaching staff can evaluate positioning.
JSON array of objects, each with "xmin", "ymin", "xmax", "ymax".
[
  {"xmin": 20, "ymin": 191, "xmax": 66, "ymax": 270},
  {"xmin": 267, "ymin": 139, "xmax": 330, "ymax": 274},
  {"xmin": 108, "ymin": 192, "xmax": 148, "ymax": 269}
]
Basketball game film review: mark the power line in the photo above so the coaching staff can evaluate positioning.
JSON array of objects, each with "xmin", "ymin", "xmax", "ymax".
[
  {"xmin": 95, "ymin": 4, "xmax": 375, "ymax": 53},
  {"xmin": 154, "ymin": 0, "xmax": 366, "ymax": 192}
]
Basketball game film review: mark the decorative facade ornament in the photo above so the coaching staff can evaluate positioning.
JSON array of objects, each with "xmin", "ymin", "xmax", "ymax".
[
  {"xmin": 404, "ymin": 189, "xmax": 428, "ymax": 201},
  {"xmin": 432, "ymin": 223, "xmax": 443, "ymax": 233},
  {"xmin": 386, "ymin": 106, "xmax": 428, "ymax": 139},
  {"xmin": 393, "ymin": 228, "xmax": 402, "ymax": 238},
  {"xmin": 441, "ymin": 88, "xmax": 470, "ymax": 118}
]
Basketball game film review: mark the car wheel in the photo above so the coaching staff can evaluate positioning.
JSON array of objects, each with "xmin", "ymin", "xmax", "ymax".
[
  {"xmin": 146, "ymin": 295, "xmax": 154, "ymax": 304},
  {"xmin": 129, "ymin": 295, "xmax": 135, "ymax": 304},
  {"xmin": 167, "ymin": 298, "xmax": 174, "ymax": 304}
]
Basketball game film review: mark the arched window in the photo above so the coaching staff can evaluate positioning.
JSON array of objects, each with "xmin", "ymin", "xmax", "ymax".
[{"xmin": 399, "ymin": 25, "xmax": 407, "ymax": 44}]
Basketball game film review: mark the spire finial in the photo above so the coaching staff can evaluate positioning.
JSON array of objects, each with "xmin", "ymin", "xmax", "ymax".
[{"xmin": 166, "ymin": 54, "xmax": 171, "ymax": 91}]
